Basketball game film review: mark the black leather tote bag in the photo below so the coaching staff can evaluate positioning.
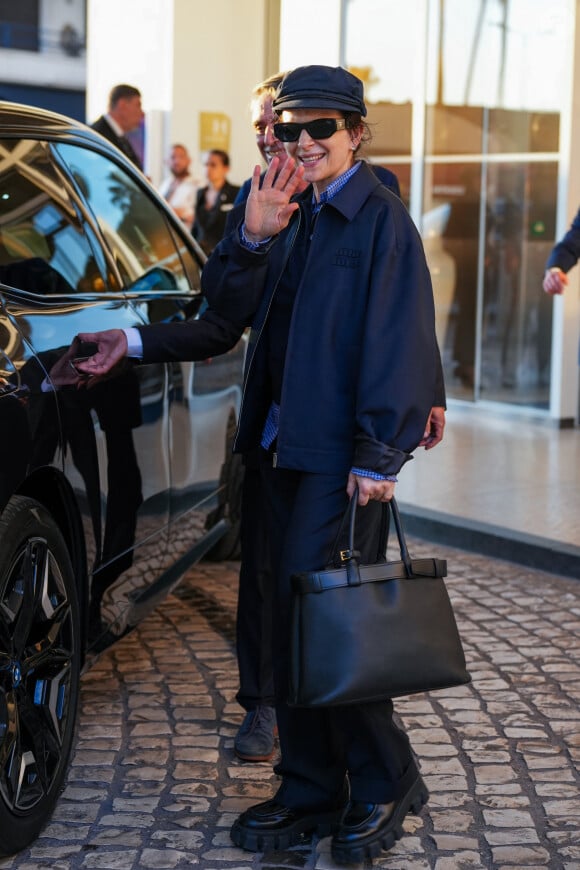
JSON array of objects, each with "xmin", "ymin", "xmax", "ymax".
[{"xmin": 288, "ymin": 493, "xmax": 471, "ymax": 707}]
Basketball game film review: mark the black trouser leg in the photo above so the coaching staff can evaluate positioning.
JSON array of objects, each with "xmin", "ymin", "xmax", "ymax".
[
  {"xmin": 235, "ymin": 458, "xmax": 275, "ymax": 710},
  {"xmin": 259, "ymin": 457, "xmax": 417, "ymax": 808}
]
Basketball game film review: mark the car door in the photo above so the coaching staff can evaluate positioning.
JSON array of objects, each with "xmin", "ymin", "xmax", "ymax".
[
  {"xmin": 0, "ymin": 135, "xmax": 173, "ymax": 643},
  {"xmin": 53, "ymin": 140, "xmax": 240, "ymax": 622}
]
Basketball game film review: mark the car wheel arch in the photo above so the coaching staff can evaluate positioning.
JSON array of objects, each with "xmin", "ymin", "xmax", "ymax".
[{"xmin": 16, "ymin": 468, "xmax": 89, "ymax": 656}]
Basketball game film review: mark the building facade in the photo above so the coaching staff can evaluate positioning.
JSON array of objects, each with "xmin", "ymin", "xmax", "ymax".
[
  {"xmin": 0, "ymin": 0, "xmax": 86, "ymax": 119},
  {"xmin": 279, "ymin": 0, "xmax": 579, "ymax": 424},
  {"xmin": 3, "ymin": 0, "xmax": 578, "ymax": 424}
]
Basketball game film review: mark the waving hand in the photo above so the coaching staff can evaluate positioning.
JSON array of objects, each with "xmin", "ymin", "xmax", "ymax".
[{"xmin": 244, "ymin": 157, "xmax": 305, "ymax": 243}]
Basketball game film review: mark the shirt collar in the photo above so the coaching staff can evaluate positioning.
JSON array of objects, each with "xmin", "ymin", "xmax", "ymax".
[
  {"xmin": 312, "ymin": 161, "xmax": 361, "ymax": 214},
  {"xmin": 104, "ymin": 113, "xmax": 125, "ymax": 138}
]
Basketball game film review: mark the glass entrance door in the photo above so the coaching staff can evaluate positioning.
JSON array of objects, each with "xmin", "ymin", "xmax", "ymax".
[{"xmin": 424, "ymin": 155, "xmax": 557, "ymax": 408}]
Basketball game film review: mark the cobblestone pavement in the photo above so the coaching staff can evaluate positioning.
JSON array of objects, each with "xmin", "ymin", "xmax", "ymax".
[{"xmin": 2, "ymin": 540, "xmax": 579, "ymax": 870}]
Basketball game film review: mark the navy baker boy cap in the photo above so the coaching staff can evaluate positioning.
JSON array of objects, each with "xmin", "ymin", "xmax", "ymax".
[{"xmin": 273, "ymin": 65, "xmax": 367, "ymax": 118}]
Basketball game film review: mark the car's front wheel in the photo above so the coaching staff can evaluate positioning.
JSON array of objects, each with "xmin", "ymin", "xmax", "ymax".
[{"xmin": 0, "ymin": 496, "xmax": 81, "ymax": 857}]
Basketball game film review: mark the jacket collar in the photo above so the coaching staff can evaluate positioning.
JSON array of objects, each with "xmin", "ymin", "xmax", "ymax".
[{"xmin": 295, "ymin": 161, "xmax": 384, "ymax": 221}]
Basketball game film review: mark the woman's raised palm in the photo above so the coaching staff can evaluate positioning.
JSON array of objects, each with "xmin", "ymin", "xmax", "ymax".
[{"xmin": 244, "ymin": 157, "xmax": 304, "ymax": 241}]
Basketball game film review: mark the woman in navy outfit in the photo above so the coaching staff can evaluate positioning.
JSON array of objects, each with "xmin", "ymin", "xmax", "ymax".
[{"xmin": 201, "ymin": 65, "xmax": 439, "ymax": 865}]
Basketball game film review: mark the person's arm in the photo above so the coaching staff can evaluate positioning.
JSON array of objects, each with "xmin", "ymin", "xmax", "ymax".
[
  {"xmin": 543, "ymin": 206, "xmax": 580, "ymax": 293},
  {"xmin": 74, "ymin": 309, "xmax": 246, "ymax": 379},
  {"xmin": 138, "ymin": 309, "xmax": 245, "ymax": 362},
  {"xmin": 202, "ymin": 159, "xmax": 304, "ymax": 324},
  {"xmin": 351, "ymin": 198, "xmax": 437, "ymax": 483}
]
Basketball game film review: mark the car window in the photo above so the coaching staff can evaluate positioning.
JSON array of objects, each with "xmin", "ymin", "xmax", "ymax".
[
  {"xmin": 55, "ymin": 143, "xmax": 196, "ymax": 293},
  {"xmin": 0, "ymin": 139, "xmax": 104, "ymax": 295}
]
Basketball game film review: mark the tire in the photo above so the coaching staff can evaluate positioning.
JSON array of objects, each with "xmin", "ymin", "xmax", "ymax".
[
  {"xmin": 205, "ymin": 414, "xmax": 244, "ymax": 561},
  {"xmin": 0, "ymin": 496, "xmax": 81, "ymax": 857}
]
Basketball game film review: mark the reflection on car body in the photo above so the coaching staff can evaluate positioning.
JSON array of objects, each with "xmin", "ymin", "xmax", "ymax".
[{"xmin": 0, "ymin": 101, "xmax": 244, "ymax": 857}]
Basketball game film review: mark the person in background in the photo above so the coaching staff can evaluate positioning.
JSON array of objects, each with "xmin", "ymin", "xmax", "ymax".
[
  {"xmin": 234, "ymin": 73, "xmax": 293, "ymax": 205},
  {"xmin": 158, "ymin": 143, "xmax": 198, "ymax": 227},
  {"xmin": 192, "ymin": 150, "xmax": 240, "ymax": 254},
  {"xmin": 201, "ymin": 64, "xmax": 438, "ymax": 865},
  {"xmin": 229, "ymin": 73, "xmax": 291, "ymax": 765},
  {"xmin": 91, "ymin": 84, "xmax": 144, "ymax": 170}
]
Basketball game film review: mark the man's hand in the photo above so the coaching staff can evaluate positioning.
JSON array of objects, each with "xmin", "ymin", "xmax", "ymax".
[
  {"xmin": 419, "ymin": 406, "xmax": 446, "ymax": 449},
  {"xmin": 72, "ymin": 329, "xmax": 129, "ymax": 384},
  {"xmin": 543, "ymin": 268, "xmax": 568, "ymax": 295},
  {"xmin": 347, "ymin": 472, "xmax": 396, "ymax": 506},
  {"xmin": 244, "ymin": 157, "xmax": 305, "ymax": 241},
  {"xmin": 46, "ymin": 338, "xmax": 88, "ymax": 388}
]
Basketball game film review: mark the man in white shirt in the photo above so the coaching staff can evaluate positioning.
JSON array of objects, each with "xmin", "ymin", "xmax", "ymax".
[{"xmin": 158, "ymin": 143, "xmax": 198, "ymax": 228}]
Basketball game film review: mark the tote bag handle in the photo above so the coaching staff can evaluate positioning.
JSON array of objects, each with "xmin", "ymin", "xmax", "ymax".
[{"xmin": 330, "ymin": 486, "xmax": 413, "ymax": 579}]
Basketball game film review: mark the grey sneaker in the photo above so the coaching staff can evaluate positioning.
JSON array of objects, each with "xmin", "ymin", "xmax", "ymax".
[{"xmin": 234, "ymin": 705, "xmax": 277, "ymax": 761}]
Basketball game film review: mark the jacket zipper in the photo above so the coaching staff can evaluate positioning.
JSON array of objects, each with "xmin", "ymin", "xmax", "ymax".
[
  {"xmin": 232, "ymin": 211, "xmax": 302, "ymax": 454},
  {"xmin": 275, "ymin": 203, "xmax": 324, "ymax": 461}
]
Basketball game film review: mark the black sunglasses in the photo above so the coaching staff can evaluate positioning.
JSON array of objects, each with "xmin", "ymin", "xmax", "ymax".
[{"xmin": 273, "ymin": 118, "xmax": 347, "ymax": 142}]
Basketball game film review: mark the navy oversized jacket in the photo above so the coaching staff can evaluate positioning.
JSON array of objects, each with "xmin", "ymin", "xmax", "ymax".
[{"xmin": 202, "ymin": 161, "xmax": 438, "ymax": 478}]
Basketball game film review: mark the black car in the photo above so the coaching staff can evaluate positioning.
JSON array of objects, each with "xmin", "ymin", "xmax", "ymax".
[{"xmin": 0, "ymin": 102, "xmax": 245, "ymax": 856}]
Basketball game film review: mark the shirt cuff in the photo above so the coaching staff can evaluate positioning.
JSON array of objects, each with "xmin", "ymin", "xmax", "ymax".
[
  {"xmin": 351, "ymin": 467, "xmax": 397, "ymax": 483},
  {"xmin": 123, "ymin": 327, "xmax": 144, "ymax": 359},
  {"xmin": 239, "ymin": 223, "xmax": 272, "ymax": 250}
]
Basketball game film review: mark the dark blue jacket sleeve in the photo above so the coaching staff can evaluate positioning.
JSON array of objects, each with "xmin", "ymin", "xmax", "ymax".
[
  {"xmin": 434, "ymin": 342, "xmax": 446, "ymax": 407},
  {"xmin": 546, "ymin": 207, "xmax": 580, "ymax": 273},
  {"xmin": 201, "ymin": 229, "xmax": 276, "ymax": 326},
  {"xmin": 138, "ymin": 308, "xmax": 245, "ymax": 363},
  {"xmin": 350, "ymin": 202, "xmax": 437, "ymax": 471}
]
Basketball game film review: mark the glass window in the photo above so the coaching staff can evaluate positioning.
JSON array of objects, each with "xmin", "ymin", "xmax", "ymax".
[
  {"xmin": 344, "ymin": 0, "xmax": 422, "ymax": 106},
  {"xmin": 343, "ymin": 0, "xmax": 420, "ymax": 200},
  {"xmin": 0, "ymin": 138, "xmax": 102, "ymax": 295},
  {"xmin": 426, "ymin": 0, "xmax": 567, "ymax": 114},
  {"xmin": 424, "ymin": 162, "xmax": 483, "ymax": 400},
  {"xmin": 480, "ymin": 161, "xmax": 555, "ymax": 407},
  {"xmin": 422, "ymin": 0, "xmax": 566, "ymax": 409},
  {"xmin": 284, "ymin": 0, "xmax": 567, "ymax": 413},
  {"xmin": 0, "ymin": 0, "xmax": 39, "ymax": 52},
  {"xmin": 424, "ymin": 158, "xmax": 555, "ymax": 408},
  {"xmin": 55, "ymin": 143, "xmax": 195, "ymax": 294},
  {"xmin": 425, "ymin": 0, "xmax": 565, "ymax": 157},
  {"xmin": 487, "ymin": 108, "xmax": 560, "ymax": 155},
  {"xmin": 425, "ymin": 105, "xmax": 484, "ymax": 156}
]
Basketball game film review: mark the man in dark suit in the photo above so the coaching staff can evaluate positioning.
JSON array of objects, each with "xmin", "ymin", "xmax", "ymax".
[{"xmin": 91, "ymin": 84, "xmax": 144, "ymax": 170}]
